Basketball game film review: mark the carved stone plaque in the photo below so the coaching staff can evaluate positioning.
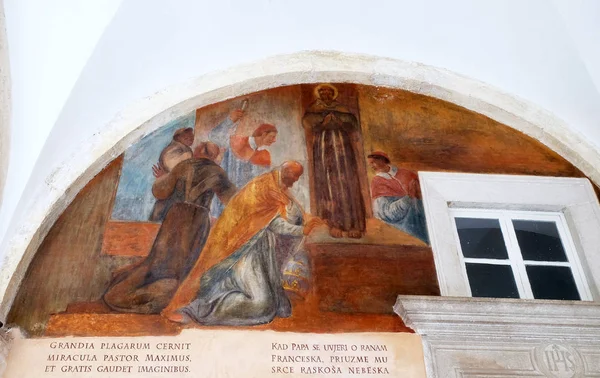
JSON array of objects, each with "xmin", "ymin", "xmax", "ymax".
[{"xmin": 534, "ymin": 344, "xmax": 583, "ymax": 378}]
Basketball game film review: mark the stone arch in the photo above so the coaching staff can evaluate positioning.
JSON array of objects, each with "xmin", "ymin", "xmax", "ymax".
[{"xmin": 1, "ymin": 50, "xmax": 599, "ymax": 322}]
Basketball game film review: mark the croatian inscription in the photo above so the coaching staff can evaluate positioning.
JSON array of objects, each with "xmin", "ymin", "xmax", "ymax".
[
  {"xmin": 43, "ymin": 341, "xmax": 191, "ymax": 374},
  {"xmin": 270, "ymin": 342, "xmax": 392, "ymax": 375}
]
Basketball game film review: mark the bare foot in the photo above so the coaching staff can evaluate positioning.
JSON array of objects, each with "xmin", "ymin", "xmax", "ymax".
[
  {"xmin": 348, "ymin": 230, "xmax": 363, "ymax": 239},
  {"xmin": 164, "ymin": 311, "xmax": 188, "ymax": 324},
  {"xmin": 329, "ymin": 227, "xmax": 343, "ymax": 238}
]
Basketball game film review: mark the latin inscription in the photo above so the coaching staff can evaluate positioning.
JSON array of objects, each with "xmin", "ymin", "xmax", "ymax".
[{"xmin": 43, "ymin": 342, "xmax": 192, "ymax": 374}]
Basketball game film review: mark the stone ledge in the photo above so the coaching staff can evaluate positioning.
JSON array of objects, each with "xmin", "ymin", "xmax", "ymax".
[{"xmin": 394, "ymin": 295, "xmax": 600, "ymax": 341}]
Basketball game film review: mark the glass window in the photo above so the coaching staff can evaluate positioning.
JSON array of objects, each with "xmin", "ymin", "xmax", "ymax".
[
  {"xmin": 465, "ymin": 263, "xmax": 519, "ymax": 298},
  {"xmin": 455, "ymin": 218, "xmax": 508, "ymax": 259},
  {"xmin": 450, "ymin": 209, "xmax": 591, "ymax": 301},
  {"xmin": 512, "ymin": 220, "xmax": 567, "ymax": 262},
  {"xmin": 526, "ymin": 266, "xmax": 580, "ymax": 300}
]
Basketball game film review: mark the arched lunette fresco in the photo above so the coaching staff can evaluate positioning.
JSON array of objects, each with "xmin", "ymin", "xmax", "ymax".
[{"xmin": 1, "ymin": 51, "xmax": 600, "ymax": 327}]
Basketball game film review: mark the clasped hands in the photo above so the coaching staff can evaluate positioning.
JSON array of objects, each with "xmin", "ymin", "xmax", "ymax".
[{"xmin": 322, "ymin": 112, "xmax": 342, "ymax": 127}]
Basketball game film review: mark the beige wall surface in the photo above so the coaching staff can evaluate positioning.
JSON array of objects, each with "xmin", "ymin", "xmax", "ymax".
[{"xmin": 4, "ymin": 330, "xmax": 426, "ymax": 378}]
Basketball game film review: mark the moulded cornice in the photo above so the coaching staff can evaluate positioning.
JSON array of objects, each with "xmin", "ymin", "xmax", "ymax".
[{"xmin": 395, "ymin": 295, "xmax": 600, "ymax": 341}]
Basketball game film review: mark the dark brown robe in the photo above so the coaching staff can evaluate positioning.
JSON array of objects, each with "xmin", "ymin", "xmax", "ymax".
[
  {"xmin": 303, "ymin": 99, "xmax": 366, "ymax": 233},
  {"xmin": 103, "ymin": 158, "xmax": 236, "ymax": 314},
  {"xmin": 149, "ymin": 140, "xmax": 193, "ymax": 222}
]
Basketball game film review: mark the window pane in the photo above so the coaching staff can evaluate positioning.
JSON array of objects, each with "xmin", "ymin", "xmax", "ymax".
[
  {"xmin": 512, "ymin": 220, "xmax": 567, "ymax": 262},
  {"xmin": 455, "ymin": 218, "xmax": 508, "ymax": 259},
  {"xmin": 526, "ymin": 265, "xmax": 580, "ymax": 300},
  {"xmin": 466, "ymin": 263, "xmax": 519, "ymax": 298}
]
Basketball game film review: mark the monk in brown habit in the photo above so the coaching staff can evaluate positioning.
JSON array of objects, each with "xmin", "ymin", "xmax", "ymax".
[
  {"xmin": 149, "ymin": 127, "xmax": 195, "ymax": 222},
  {"xmin": 302, "ymin": 83, "xmax": 366, "ymax": 238},
  {"xmin": 103, "ymin": 142, "xmax": 236, "ymax": 314}
]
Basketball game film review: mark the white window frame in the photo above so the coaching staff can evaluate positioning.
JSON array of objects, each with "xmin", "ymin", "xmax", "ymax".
[
  {"xmin": 449, "ymin": 208, "xmax": 592, "ymax": 300},
  {"xmin": 419, "ymin": 172, "xmax": 600, "ymax": 300}
]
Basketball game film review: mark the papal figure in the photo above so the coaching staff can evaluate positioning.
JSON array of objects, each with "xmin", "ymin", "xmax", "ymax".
[{"xmin": 303, "ymin": 84, "xmax": 366, "ymax": 238}]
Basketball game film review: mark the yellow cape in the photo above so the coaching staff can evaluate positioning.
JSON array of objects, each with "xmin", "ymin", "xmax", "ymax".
[{"xmin": 162, "ymin": 170, "xmax": 291, "ymax": 315}]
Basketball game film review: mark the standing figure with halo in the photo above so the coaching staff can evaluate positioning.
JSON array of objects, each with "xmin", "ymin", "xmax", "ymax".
[{"xmin": 302, "ymin": 84, "xmax": 366, "ymax": 239}]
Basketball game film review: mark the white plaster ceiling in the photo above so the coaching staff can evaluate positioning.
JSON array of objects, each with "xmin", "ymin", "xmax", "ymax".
[{"xmin": 0, "ymin": 0, "xmax": 599, "ymax": 264}]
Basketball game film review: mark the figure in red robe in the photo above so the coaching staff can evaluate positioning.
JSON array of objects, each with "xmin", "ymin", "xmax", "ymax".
[
  {"xmin": 368, "ymin": 151, "xmax": 429, "ymax": 243},
  {"xmin": 208, "ymin": 120, "xmax": 278, "ymax": 217}
]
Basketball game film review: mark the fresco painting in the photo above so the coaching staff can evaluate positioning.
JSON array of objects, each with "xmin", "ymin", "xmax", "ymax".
[
  {"xmin": 303, "ymin": 83, "xmax": 367, "ymax": 239},
  {"xmin": 112, "ymin": 113, "xmax": 197, "ymax": 222},
  {"xmin": 6, "ymin": 83, "xmax": 593, "ymax": 337}
]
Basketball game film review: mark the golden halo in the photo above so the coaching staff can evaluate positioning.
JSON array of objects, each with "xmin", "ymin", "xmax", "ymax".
[{"xmin": 314, "ymin": 83, "xmax": 338, "ymax": 100}]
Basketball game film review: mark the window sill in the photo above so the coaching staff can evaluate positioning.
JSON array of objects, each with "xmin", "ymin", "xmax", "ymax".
[{"xmin": 395, "ymin": 295, "xmax": 600, "ymax": 377}]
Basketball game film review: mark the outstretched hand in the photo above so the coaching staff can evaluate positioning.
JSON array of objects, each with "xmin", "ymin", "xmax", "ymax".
[{"xmin": 152, "ymin": 162, "xmax": 167, "ymax": 178}]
